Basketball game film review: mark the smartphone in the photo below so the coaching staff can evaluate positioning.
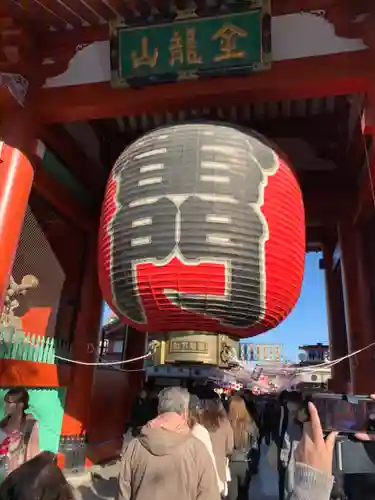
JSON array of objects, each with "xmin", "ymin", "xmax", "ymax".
[
  {"xmin": 301, "ymin": 393, "xmax": 375, "ymax": 434},
  {"xmin": 335, "ymin": 437, "xmax": 375, "ymax": 474}
]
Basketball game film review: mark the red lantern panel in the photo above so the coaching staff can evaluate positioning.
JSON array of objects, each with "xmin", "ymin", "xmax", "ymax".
[{"xmin": 98, "ymin": 123, "xmax": 305, "ymax": 338}]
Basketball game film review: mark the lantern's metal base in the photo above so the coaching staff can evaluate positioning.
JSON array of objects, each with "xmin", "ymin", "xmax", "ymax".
[{"xmin": 150, "ymin": 331, "xmax": 239, "ymax": 368}]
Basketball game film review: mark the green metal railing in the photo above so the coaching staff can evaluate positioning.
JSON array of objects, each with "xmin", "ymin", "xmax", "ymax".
[{"xmin": 0, "ymin": 327, "xmax": 71, "ymax": 364}]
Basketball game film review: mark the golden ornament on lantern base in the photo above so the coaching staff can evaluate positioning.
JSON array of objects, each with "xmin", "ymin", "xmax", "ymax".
[{"xmin": 150, "ymin": 331, "xmax": 239, "ymax": 368}]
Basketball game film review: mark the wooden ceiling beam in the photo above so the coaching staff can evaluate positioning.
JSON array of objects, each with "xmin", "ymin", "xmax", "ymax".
[
  {"xmin": 306, "ymin": 226, "xmax": 337, "ymax": 252},
  {"xmin": 40, "ymin": 124, "xmax": 105, "ymax": 194},
  {"xmin": 90, "ymin": 119, "xmax": 124, "ymax": 171},
  {"xmin": 121, "ymin": 114, "xmax": 343, "ymax": 140},
  {"xmin": 302, "ymin": 171, "xmax": 357, "ymax": 226},
  {"xmin": 39, "ymin": 0, "xmax": 357, "ymax": 55},
  {"xmin": 32, "ymin": 156, "xmax": 96, "ymax": 233},
  {"xmin": 38, "ymin": 51, "xmax": 370, "ymax": 124},
  {"xmin": 36, "ymin": 0, "xmax": 82, "ymax": 27},
  {"xmin": 13, "ymin": 0, "xmax": 67, "ymax": 30}
]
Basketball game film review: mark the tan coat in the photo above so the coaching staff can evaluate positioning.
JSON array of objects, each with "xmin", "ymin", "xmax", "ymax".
[
  {"xmin": 208, "ymin": 419, "xmax": 234, "ymax": 483},
  {"xmin": 117, "ymin": 427, "xmax": 220, "ymax": 500}
]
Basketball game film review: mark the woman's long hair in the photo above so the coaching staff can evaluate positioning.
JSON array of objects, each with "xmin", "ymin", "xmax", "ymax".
[
  {"xmin": 228, "ymin": 395, "xmax": 253, "ymax": 448},
  {"xmin": 200, "ymin": 397, "xmax": 228, "ymax": 431},
  {"xmin": 188, "ymin": 394, "xmax": 202, "ymax": 429},
  {"xmin": 0, "ymin": 451, "xmax": 74, "ymax": 500}
]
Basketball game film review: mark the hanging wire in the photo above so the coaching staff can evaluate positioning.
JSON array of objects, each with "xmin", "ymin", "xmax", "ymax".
[
  {"xmin": 16, "ymin": 332, "xmax": 158, "ymax": 367},
  {"xmin": 297, "ymin": 340, "xmax": 375, "ymax": 373},
  {"xmin": 225, "ymin": 340, "xmax": 375, "ymax": 389},
  {"xmin": 53, "ymin": 340, "xmax": 159, "ymax": 366},
  {"xmin": 54, "ymin": 351, "xmax": 151, "ymax": 366}
]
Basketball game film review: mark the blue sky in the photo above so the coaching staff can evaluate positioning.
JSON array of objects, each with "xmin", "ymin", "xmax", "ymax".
[
  {"xmin": 252, "ymin": 252, "xmax": 328, "ymax": 361},
  {"xmin": 102, "ymin": 252, "xmax": 328, "ymax": 362}
]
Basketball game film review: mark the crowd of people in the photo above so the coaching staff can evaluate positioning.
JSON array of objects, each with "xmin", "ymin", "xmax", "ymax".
[
  {"xmin": 0, "ymin": 385, "xmax": 373, "ymax": 500},
  {"xmin": 119, "ymin": 385, "xmax": 339, "ymax": 500}
]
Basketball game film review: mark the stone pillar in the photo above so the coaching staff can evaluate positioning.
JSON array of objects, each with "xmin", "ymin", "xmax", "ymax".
[
  {"xmin": 323, "ymin": 248, "xmax": 350, "ymax": 392},
  {"xmin": 339, "ymin": 221, "xmax": 375, "ymax": 393}
]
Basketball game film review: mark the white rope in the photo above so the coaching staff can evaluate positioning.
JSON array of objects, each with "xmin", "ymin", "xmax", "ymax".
[
  {"xmin": 4, "ymin": 331, "xmax": 155, "ymax": 367},
  {"xmin": 225, "ymin": 340, "xmax": 375, "ymax": 390},
  {"xmin": 54, "ymin": 350, "xmax": 152, "ymax": 367},
  {"xmin": 11, "ymin": 333, "xmax": 158, "ymax": 367}
]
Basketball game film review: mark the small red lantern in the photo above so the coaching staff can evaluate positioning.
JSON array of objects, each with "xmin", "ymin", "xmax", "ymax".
[{"xmin": 99, "ymin": 123, "xmax": 305, "ymax": 338}]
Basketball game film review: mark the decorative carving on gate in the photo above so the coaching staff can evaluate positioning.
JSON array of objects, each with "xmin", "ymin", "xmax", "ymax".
[
  {"xmin": 0, "ymin": 275, "xmax": 39, "ymax": 329},
  {"xmin": 0, "ymin": 73, "xmax": 29, "ymax": 105}
]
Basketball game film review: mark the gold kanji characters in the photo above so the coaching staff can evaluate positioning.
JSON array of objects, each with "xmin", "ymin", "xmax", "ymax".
[
  {"xmin": 131, "ymin": 37, "xmax": 158, "ymax": 69},
  {"xmin": 169, "ymin": 28, "xmax": 202, "ymax": 66},
  {"xmin": 211, "ymin": 23, "xmax": 247, "ymax": 62},
  {"xmin": 169, "ymin": 32, "xmax": 184, "ymax": 66},
  {"xmin": 186, "ymin": 29, "xmax": 203, "ymax": 64}
]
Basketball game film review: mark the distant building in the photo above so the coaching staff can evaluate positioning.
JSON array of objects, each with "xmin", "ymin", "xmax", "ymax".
[
  {"xmin": 99, "ymin": 316, "xmax": 127, "ymax": 362},
  {"xmin": 298, "ymin": 342, "xmax": 330, "ymax": 364},
  {"xmin": 291, "ymin": 342, "xmax": 331, "ymax": 391},
  {"xmin": 239, "ymin": 343, "xmax": 282, "ymax": 362}
]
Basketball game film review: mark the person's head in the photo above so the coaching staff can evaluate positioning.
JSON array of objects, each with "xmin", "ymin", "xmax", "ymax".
[
  {"xmin": 0, "ymin": 451, "xmax": 74, "ymax": 500},
  {"xmin": 228, "ymin": 395, "xmax": 252, "ymax": 448},
  {"xmin": 285, "ymin": 391, "xmax": 303, "ymax": 413},
  {"xmin": 4, "ymin": 388, "xmax": 29, "ymax": 418},
  {"xmin": 158, "ymin": 387, "xmax": 190, "ymax": 420},
  {"xmin": 188, "ymin": 394, "xmax": 202, "ymax": 429},
  {"xmin": 200, "ymin": 394, "xmax": 227, "ymax": 431}
]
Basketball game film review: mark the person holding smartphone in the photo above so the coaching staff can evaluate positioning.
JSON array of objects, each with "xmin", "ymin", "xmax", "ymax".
[{"xmin": 290, "ymin": 401, "xmax": 337, "ymax": 500}]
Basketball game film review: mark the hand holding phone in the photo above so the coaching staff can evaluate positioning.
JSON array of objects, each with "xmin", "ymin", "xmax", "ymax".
[{"xmin": 295, "ymin": 402, "xmax": 337, "ymax": 477}]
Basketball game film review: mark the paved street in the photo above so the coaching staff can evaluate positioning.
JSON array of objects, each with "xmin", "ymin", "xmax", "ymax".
[{"xmin": 72, "ymin": 462, "xmax": 119, "ymax": 500}]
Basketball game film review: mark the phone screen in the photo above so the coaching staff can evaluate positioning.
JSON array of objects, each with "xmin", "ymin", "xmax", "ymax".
[{"xmin": 309, "ymin": 394, "xmax": 375, "ymax": 433}]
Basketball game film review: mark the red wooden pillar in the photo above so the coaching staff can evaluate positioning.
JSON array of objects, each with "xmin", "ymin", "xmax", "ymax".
[
  {"xmin": 0, "ymin": 72, "xmax": 43, "ymax": 309},
  {"xmin": 60, "ymin": 230, "xmax": 102, "ymax": 466},
  {"xmin": 0, "ymin": 144, "xmax": 34, "ymax": 308},
  {"xmin": 339, "ymin": 221, "xmax": 375, "ymax": 393},
  {"xmin": 323, "ymin": 248, "xmax": 350, "ymax": 392},
  {"xmin": 125, "ymin": 328, "xmax": 147, "ymax": 415}
]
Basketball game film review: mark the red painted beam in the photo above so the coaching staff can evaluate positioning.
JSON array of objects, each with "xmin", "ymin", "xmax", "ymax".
[
  {"xmin": 362, "ymin": 102, "xmax": 375, "ymax": 135},
  {"xmin": 357, "ymin": 89, "xmax": 375, "ymax": 219},
  {"xmin": 38, "ymin": 50, "xmax": 370, "ymax": 124},
  {"xmin": 41, "ymin": 125, "xmax": 105, "ymax": 193},
  {"xmin": 358, "ymin": 149, "xmax": 375, "ymax": 216},
  {"xmin": 32, "ymin": 156, "xmax": 97, "ymax": 233}
]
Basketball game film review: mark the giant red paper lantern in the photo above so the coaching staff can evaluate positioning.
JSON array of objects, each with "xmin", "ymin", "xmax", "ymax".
[{"xmin": 99, "ymin": 123, "xmax": 305, "ymax": 338}]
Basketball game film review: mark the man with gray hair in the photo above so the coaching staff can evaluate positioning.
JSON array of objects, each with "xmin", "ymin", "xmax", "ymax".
[{"xmin": 117, "ymin": 386, "xmax": 220, "ymax": 500}]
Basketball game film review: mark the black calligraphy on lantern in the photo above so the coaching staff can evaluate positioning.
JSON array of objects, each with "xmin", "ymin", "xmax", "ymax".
[{"xmin": 109, "ymin": 125, "xmax": 278, "ymax": 327}]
